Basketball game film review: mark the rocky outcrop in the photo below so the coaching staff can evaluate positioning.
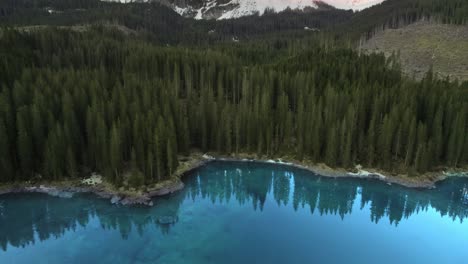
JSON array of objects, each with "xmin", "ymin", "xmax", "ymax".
[
  {"xmin": 0, "ymin": 182, "xmax": 170, "ymax": 207},
  {"xmin": 147, "ymin": 181, "xmax": 185, "ymax": 196}
]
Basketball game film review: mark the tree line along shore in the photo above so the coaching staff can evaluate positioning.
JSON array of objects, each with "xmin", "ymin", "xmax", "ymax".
[
  {"xmin": 1, "ymin": 152, "xmax": 467, "ymax": 207},
  {"xmin": 0, "ymin": 27, "xmax": 467, "ymax": 191}
]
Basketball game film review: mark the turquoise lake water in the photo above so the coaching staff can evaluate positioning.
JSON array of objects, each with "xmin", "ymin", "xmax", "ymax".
[{"xmin": 0, "ymin": 161, "xmax": 467, "ymax": 264}]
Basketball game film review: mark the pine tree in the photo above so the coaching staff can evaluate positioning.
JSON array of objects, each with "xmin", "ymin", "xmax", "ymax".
[
  {"xmin": 447, "ymin": 112, "xmax": 466, "ymax": 167},
  {"xmin": 367, "ymin": 115, "xmax": 377, "ymax": 166},
  {"xmin": 405, "ymin": 118, "xmax": 417, "ymax": 167},
  {"xmin": 66, "ymin": 147, "xmax": 77, "ymax": 178},
  {"xmin": 95, "ymin": 114, "xmax": 108, "ymax": 172},
  {"xmin": 155, "ymin": 117, "xmax": 166, "ymax": 181},
  {"xmin": 0, "ymin": 118, "xmax": 14, "ymax": 181},
  {"xmin": 109, "ymin": 123, "xmax": 121, "ymax": 184},
  {"xmin": 16, "ymin": 107, "xmax": 33, "ymax": 177},
  {"xmin": 431, "ymin": 106, "xmax": 444, "ymax": 164},
  {"xmin": 146, "ymin": 150, "xmax": 154, "ymax": 183},
  {"xmin": 379, "ymin": 115, "xmax": 394, "ymax": 170},
  {"xmin": 325, "ymin": 124, "xmax": 338, "ymax": 166},
  {"xmin": 235, "ymin": 113, "xmax": 241, "ymax": 154},
  {"xmin": 31, "ymin": 104, "xmax": 44, "ymax": 167},
  {"xmin": 166, "ymin": 138, "xmax": 177, "ymax": 177}
]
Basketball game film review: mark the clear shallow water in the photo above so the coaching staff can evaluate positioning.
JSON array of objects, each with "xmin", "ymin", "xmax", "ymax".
[{"xmin": 1, "ymin": 161, "xmax": 467, "ymax": 264}]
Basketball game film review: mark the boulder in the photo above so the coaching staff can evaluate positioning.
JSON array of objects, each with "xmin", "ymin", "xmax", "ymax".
[
  {"xmin": 157, "ymin": 215, "xmax": 178, "ymax": 225},
  {"xmin": 110, "ymin": 195, "xmax": 121, "ymax": 204}
]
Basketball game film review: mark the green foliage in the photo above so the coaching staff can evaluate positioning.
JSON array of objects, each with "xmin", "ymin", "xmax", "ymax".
[
  {"xmin": 0, "ymin": 27, "xmax": 466, "ymax": 185},
  {"xmin": 0, "ymin": 0, "xmax": 351, "ymax": 46},
  {"xmin": 348, "ymin": 0, "xmax": 468, "ymax": 40},
  {"xmin": 128, "ymin": 169, "xmax": 145, "ymax": 188}
]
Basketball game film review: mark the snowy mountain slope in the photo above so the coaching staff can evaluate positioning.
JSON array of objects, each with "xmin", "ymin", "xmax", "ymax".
[
  {"xmin": 217, "ymin": 0, "xmax": 319, "ymax": 20},
  {"xmin": 325, "ymin": 0, "xmax": 385, "ymax": 11},
  {"xmin": 103, "ymin": 0, "xmax": 386, "ymax": 20}
]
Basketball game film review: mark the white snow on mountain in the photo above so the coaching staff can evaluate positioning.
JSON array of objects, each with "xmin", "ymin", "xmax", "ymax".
[
  {"xmin": 102, "ymin": 0, "xmax": 386, "ymax": 20},
  {"xmin": 217, "ymin": 0, "xmax": 319, "ymax": 19},
  {"xmin": 325, "ymin": 0, "xmax": 385, "ymax": 11}
]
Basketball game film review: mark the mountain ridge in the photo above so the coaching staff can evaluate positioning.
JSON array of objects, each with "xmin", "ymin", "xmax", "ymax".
[{"xmin": 102, "ymin": 0, "xmax": 385, "ymax": 19}]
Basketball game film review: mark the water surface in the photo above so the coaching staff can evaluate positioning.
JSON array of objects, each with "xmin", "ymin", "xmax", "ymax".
[{"xmin": 1, "ymin": 161, "xmax": 467, "ymax": 264}]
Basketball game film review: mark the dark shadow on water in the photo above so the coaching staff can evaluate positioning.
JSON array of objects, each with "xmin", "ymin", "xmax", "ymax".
[{"xmin": 0, "ymin": 161, "xmax": 467, "ymax": 250}]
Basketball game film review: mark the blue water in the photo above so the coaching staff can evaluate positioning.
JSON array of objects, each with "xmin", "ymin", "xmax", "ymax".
[{"xmin": 0, "ymin": 161, "xmax": 467, "ymax": 264}]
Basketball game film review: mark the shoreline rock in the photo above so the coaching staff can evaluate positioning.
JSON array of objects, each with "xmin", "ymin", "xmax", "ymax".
[
  {"xmin": 201, "ymin": 155, "xmax": 467, "ymax": 189},
  {"xmin": 147, "ymin": 181, "xmax": 185, "ymax": 197},
  {"xmin": 0, "ymin": 155, "xmax": 466, "ymax": 206}
]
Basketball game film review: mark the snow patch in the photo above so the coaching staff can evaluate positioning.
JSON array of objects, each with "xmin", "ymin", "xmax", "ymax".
[
  {"xmin": 174, "ymin": 6, "xmax": 189, "ymax": 16},
  {"xmin": 101, "ymin": 0, "xmax": 387, "ymax": 19},
  {"xmin": 324, "ymin": 0, "xmax": 386, "ymax": 11},
  {"xmin": 101, "ymin": 0, "xmax": 144, "ymax": 3},
  {"xmin": 218, "ymin": 0, "xmax": 319, "ymax": 20}
]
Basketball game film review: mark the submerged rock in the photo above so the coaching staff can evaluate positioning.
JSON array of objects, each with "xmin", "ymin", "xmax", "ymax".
[
  {"xmin": 24, "ymin": 186, "xmax": 74, "ymax": 198},
  {"xmin": 157, "ymin": 216, "xmax": 178, "ymax": 225},
  {"xmin": 119, "ymin": 195, "xmax": 153, "ymax": 206},
  {"xmin": 95, "ymin": 190, "xmax": 113, "ymax": 199},
  {"xmin": 48, "ymin": 190, "xmax": 74, "ymax": 198},
  {"xmin": 148, "ymin": 182, "xmax": 184, "ymax": 197},
  {"xmin": 111, "ymin": 195, "xmax": 121, "ymax": 204}
]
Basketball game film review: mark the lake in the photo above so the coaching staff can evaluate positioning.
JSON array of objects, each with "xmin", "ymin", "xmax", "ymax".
[{"xmin": 0, "ymin": 161, "xmax": 467, "ymax": 264}]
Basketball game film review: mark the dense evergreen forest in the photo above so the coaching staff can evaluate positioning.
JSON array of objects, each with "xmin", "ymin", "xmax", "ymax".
[
  {"xmin": 350, "ymin": 0, "xmax": 468, "ymax": 40},
  {"xmin": 1, "ymin": 0, "xmax": 467, "ymax": 45},
  {"xmin": 0, "ymin": 0, "xmax": 351, "ymax": 45},
  {"xmin": 0, "ymin": 0, "xmax": 467, "ymax": 185},
  {"xmin": 0, "ymin": 27, "xmax": 466, "ymax": 185}
]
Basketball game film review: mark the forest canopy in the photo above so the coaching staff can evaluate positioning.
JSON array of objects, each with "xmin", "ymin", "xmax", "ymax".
[
  {"xmin": 0, "ymin": 27, "xmax": 466, "ymax": 185},
  {"xmin": 0, "ymin": 0, "xmax": 467, "ymax": 185}
]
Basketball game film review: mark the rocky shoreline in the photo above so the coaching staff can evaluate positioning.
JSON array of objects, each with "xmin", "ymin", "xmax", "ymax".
[
  {"xmin": 0, "ymin": 156, "xmax": 209, "ymax": 206},
  {"xmin": 203, "ymin": 154, "xmax": 468, "ymax": 189},
  {"xmin": 0, "ymin": 154, "xmax": 466, "ymax": 206},
  {"xmin": 0, "ymin": 181, "xmax": 186, "ymax": 206}
]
